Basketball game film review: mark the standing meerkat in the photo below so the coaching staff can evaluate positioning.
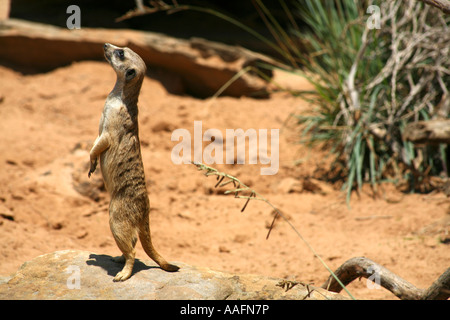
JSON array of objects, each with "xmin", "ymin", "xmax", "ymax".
[{"xmin": 88, "ymin": 43, "xmax": 179, "ymax": 281}]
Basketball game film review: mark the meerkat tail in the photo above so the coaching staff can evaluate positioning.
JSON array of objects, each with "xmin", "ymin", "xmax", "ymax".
[{"xmin": 138, "ymin": 219, "xmax": 179, "ymax": 272}]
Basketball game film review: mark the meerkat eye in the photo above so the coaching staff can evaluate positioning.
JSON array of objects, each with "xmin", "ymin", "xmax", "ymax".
[
  {"xmin": 115, "ymin": 49, "xmax": 125, "ymax": 60},
  {"xmin": 125, "ymin": 69, "xmax": 136, "ymax": 81}
]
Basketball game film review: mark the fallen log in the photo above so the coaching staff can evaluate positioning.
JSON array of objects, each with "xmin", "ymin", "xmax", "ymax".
[
  {"xmin": 322, "ymin": 257, "xmax": 450, "ymax": 300},
  {"xmin": 403, "ymin": 119, "xmax": 450, "ymax": 145}
]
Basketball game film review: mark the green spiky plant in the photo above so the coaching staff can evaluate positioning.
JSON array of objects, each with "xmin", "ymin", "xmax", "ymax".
[
  {"xmin": 247, "ymin": 0, "xmax": 449, "ymax": 202},
  {"xmin": 286, "ymin": 0, "xmax": 449, "ymax": 203}
]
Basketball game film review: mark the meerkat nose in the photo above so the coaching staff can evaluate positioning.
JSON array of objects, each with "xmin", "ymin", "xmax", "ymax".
[{"xmin": 104, "ymin": 43, "xmax": 111, "ymax": 50}]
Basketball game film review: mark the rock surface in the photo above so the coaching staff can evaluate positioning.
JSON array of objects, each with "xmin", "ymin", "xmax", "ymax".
[
  {"xmin": 0, "ymin": 250, "xmax": 346, "ymax": 300},
  {"xmin": 0, "ymin": 18, "xmax": 275, "ymax": 98}
]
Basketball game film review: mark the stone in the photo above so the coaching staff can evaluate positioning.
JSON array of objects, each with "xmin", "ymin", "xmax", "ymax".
[
  {"xmin": 0, "ymin": 250, "xmax": 347, "ymax": 300},
  {"xmin": 0, "ymin": 19, "xmax": 275, "ymax": 98}
]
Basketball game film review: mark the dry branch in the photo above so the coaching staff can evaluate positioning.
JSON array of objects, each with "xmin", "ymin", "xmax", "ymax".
[
  {"xmin": 419, "ymin": 0, "xmax": 450, "ymax": 14},
  {"xmin": 421, "ymin": 268, "xmax": 450, "ymax": 300},
  {"xmin": 403, "ymin": 119, "xmax": 450, "ymax": 145},
  {"xmin": 322, "ymin": 257, "xmax": 450, "ymax": 300}
]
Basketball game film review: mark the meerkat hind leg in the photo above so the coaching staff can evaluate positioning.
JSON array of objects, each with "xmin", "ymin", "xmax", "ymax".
[
  {"xmin": 112, "ymin": 241, "xmax": 136, "ymax": 281},
  {"xmin": 111, "ymin": 255, "xmax": 125, "ymax": 263},
  {"xmin": 110, "ymin": 220, "xmax": 138, "ymax": 282},
  {"xmin": 111, "ymin": 234, "xmax": 137, "ymax": 264}
]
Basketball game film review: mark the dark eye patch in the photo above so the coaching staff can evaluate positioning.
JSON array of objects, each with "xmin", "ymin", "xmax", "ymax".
[{"xmin": 115, "ymin": 49, "xmax": 125, "ymax": 60}]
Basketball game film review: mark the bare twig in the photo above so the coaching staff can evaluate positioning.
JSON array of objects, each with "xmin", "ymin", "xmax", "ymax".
[
  {"xmin": 344, "ymin": 26, "xmax": 369, "ymax": 123},
  {"xmin": 116, "ymin": 0, "xmax": 174, "ymax": 22},
  {"xmin": 418, "ymin": 0, "xmax": 450, "ymax": 14}
]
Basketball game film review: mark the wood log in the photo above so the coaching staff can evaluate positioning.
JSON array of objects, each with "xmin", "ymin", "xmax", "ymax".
[
  {"xmin": 322, "ymin": 257, "xmax": 450, "ymax": 300},
  {"xmin": 403, "ymin": 119, "xmax": 450, "ymax": 145}
]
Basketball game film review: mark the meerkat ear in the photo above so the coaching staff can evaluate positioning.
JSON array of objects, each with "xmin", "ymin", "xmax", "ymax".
[{"xmin": 125, "ymin": 68, "xmax": 136, "ymax": 81}]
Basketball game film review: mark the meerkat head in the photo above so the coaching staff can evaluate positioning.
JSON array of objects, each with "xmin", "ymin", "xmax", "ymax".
[{"xmin": 103, "ymin": 43, "xmax": 146, "ymax": 92}]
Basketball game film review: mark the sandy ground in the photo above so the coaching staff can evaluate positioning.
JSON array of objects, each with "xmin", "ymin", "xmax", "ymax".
[{"xmin": 0, "ymin": 61, "xmax": 448, "ymax": 300}]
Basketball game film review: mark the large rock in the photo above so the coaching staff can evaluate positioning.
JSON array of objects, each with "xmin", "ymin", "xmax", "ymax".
[
  {"xmin": 0, "ymin": 18, "xmax": 275, "ymax": 98},
  {"xmin": 0, "ymin": 250, "xmax": 346, "ymax": 300}
]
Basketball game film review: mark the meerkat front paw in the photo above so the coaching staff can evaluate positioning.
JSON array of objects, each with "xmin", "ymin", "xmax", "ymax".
[{"xmin": 88, "ymin": 159, "xmax": 97, "ymax": 178}]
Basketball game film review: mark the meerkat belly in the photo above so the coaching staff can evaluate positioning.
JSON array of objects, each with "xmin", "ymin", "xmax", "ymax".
[{"xmin": 100, "ymin": 134, "xmax": 148, "ymax": 200}]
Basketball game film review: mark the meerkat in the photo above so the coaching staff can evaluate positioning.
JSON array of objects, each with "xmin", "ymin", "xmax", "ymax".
[{"xmin": 88, "ymin": 43, "xmax": 179, "ymax": 281}]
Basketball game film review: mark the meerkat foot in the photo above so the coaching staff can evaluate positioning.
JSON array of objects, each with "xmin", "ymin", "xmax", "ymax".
[
  {"xmin": 113, "ymin": 269, "xmax": 133, "ymax": 282},
  {"xmin": 113, "ymin": 258, "xmax": 135, "ymax": 282}
]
